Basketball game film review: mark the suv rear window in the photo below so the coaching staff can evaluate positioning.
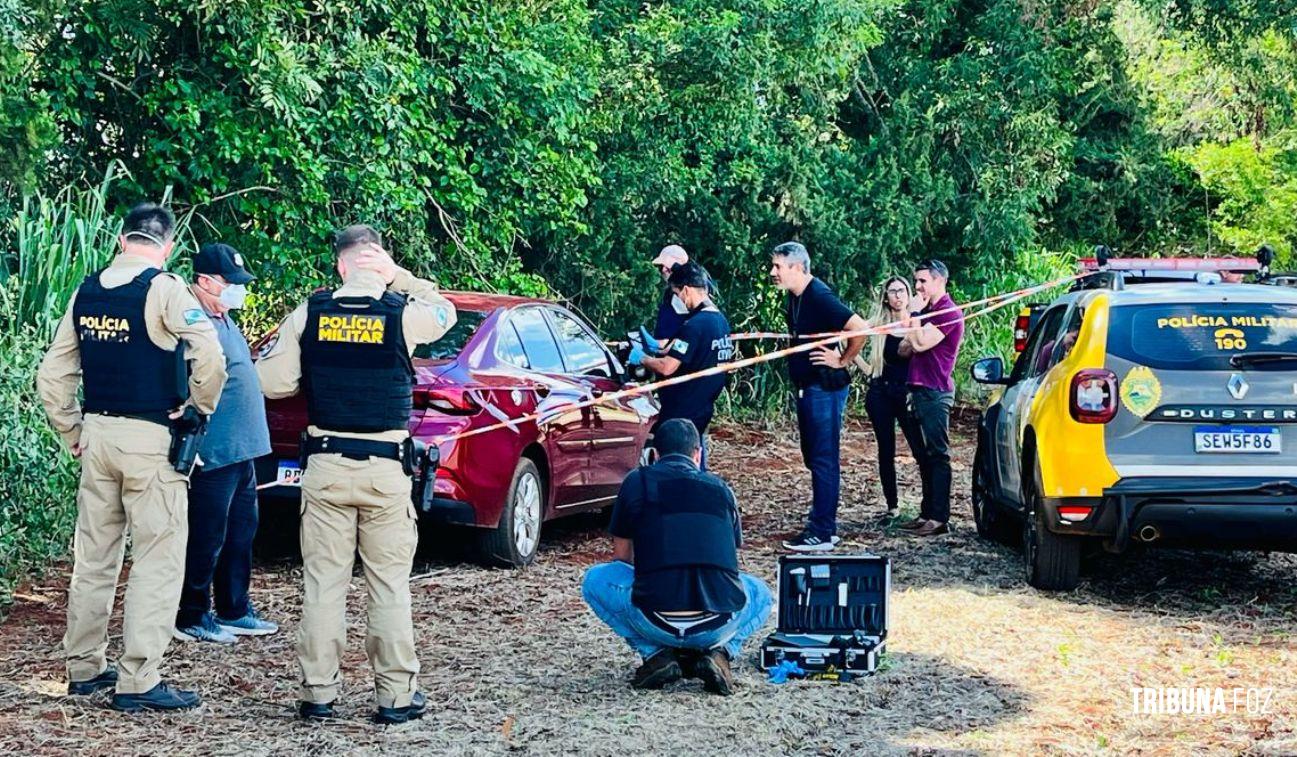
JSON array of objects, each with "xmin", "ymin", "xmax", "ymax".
[{"xmin": 1108, "ymin": 303, "xmax": 1297, "ymax": 371}]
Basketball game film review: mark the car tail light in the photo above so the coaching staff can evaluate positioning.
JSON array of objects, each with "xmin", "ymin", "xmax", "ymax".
[
  {"xmin": 1057, "ymin": 505, "xmax": 1094, "ymax": 522},
  {"xmin": 1070, "ymin": 369, "xmax": 1118, "ymax": 423},
  {"xmin": 413, "ymin": 387, "xmax": 480, "ymax": 415},
  {"xmin": 1014, "ymin": 309, "xmax": 1031, "ymax": 353}
]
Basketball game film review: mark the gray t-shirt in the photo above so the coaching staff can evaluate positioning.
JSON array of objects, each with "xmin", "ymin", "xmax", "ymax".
[{"xmin": 199, "ymin": 313, "xmax": 272, "ymax": 470}]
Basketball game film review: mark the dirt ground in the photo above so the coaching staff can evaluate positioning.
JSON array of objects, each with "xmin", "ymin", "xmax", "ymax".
[{"xmin": 1, "ymin": 416, "xmax": 1295, "ymax": 755}]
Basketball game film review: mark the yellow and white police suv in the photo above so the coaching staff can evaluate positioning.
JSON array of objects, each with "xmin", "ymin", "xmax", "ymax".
[{"xmin": 970, "ymin": 253, "xmax": 1297, "ymax": 590}]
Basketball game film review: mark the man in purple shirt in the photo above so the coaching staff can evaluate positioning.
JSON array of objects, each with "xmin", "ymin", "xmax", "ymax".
[{"xmin": 898, "ymin": 260, "xmax": 964, "ymax": 536}]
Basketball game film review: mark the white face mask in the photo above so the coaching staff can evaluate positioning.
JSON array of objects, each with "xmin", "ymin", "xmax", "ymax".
[{"xmin": 218, "ymin": 283, "xmax": 248, "ymax": 310}]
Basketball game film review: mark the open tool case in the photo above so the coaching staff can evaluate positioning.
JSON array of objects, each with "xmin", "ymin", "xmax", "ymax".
[{"xmin": 760, "ymin": 554, "xmax": 890, "ymax": 677}]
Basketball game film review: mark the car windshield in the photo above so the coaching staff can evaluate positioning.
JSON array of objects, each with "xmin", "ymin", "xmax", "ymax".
[
  {"xmin": 413, "ymin": 310, "xmax": 487, "ymax": 360},
  {"xmin": 1108, "ymin": 302, "xmax": 1297, "ymax": 371}
]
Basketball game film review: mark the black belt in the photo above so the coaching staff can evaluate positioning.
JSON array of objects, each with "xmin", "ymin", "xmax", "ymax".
[
  {"xmin": 303, "ymin": 435, "xmax": 404, "ymax": 462},
  {"xmin": 90, "ymin": 410, "xmax": 172, "ymax": 427}
]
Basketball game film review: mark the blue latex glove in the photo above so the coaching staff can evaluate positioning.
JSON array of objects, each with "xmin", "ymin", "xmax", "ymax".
[
  {"xmin": 638, "ymin": 325, "xmax": 658, "ymax": 353},
  {"xmin": 767, "ymin": 660, "xmax": 805, "ymax": 684},
  {"xmin": 628, "ymin": 343, "xmax": 646, "ymax": 366}
]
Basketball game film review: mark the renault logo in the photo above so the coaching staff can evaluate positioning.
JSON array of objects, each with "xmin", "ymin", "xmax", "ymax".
[{"xmin": 1227, "ymin": 373, "xmax": 1250, "ymax": 400}]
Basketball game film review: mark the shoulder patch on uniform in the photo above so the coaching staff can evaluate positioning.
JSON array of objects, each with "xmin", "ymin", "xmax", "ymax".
[
  {"xmin": 436, "ymin": 306, "xmax": 449, "ymax": 326},
  {"xmin": 670, "ymin": 339, "xmax": 689, "ymax": 355},
  {"xmin": 184, "ymin": 309, "xmax": 206, "ymax": 325},
  {"xmin": 255, "ymin": 332, "xmax": 280, "ymax": 358}
]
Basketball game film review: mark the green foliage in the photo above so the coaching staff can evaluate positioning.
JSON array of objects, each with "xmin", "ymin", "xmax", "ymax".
[
  {"xmin": 0, "ymin": 323, "xmax": 79, "ymax": 604},
  {"xmin": 0, "ymin": 0, "xmax": 1294, "ymax": 601},
  {"xmin": 1177, "ymin": 134, "xmax": 1297, "ymax": 264}
]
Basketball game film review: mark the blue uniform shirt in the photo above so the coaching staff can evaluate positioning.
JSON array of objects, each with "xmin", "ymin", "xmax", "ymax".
[
  {"xmin": 198, "ymin": 312, "xmax": 272, "ymax": 470},
  {"xmin": 656, "ymin": 306, "xmax": 733, "ymax": 436}
]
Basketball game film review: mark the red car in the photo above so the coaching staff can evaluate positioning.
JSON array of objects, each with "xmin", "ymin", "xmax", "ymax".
[{"xmin": 254, "ymin": 292, "xmax": 659, "ymax": 567}]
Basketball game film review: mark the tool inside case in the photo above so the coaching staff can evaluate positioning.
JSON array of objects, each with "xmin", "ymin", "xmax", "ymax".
[{"xmin": 761, "ymin": 553, "xmax": 890, "ymax": 677}]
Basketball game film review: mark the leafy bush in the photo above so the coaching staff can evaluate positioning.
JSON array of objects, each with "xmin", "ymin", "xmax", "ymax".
[
  {"xmin": 0, "ymin": 168, "xmax": 139, "ymax": 606},
  {"xmin": 0, "ymin": 322, "xmax": 79, "ymax": 603}
]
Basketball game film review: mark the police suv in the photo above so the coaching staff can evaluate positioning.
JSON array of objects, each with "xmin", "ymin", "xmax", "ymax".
[{"xmin": 970, "ymin": 254, "xmax": 1297, "ymax": 590}]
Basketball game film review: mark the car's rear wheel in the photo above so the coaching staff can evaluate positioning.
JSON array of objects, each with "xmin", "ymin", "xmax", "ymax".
[
  {"xmin": 972, "ymin": 437, "xmax": 1017, "ymax": 545},
  {"xmin": 477, "ymin": 458, "xmax": 544, "ymax": 568},
  {"xmin": 1023, "ymin": 487, "xmax": 1081, "ymax": 591}
]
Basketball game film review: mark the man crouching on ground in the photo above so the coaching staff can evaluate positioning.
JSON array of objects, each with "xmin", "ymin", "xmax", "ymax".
[{"xmin": 581, "ymin": 419, "xmax": 772, "ymax": 695}]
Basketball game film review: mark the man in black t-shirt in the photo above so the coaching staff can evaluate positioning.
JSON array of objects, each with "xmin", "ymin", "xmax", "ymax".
[
  {"xmin": 581, "ymin": 420, "xmax": 773, "ymax": 696},
  {"xmin": 629, "ymin": 262, "xmax": 734, "ymax": 470},
  {"xmin": 768, "ymin": 242, "xmax": 869, "ymax": 552}
]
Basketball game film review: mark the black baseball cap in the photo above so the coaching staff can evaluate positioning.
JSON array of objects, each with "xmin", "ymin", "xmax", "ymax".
[{"xmin": 194, "ymin": 242, "xmax": 255, "ymax": 284}]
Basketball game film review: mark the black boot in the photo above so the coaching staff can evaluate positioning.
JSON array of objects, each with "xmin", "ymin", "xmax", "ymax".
[
  {"xmin": 298, "ymin": 700, "xmax": 336, "ymax": 721},
  {"xmin": 111, "ymin": 682, "xmax": 201, "ymax": 712},
  {"xmin": 68, "ymin": 666, "xmax": 117, "ymax": 696},
  {"xmin": 374, "ymin": 691, "xmax": 427, "ymax": 725}
]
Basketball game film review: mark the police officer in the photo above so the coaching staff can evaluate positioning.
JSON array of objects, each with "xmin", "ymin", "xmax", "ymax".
[
  {"xmin": 37, "ymin": 203, "xmax": 228, "ymax": 711},
  {"xmin": 255, "ymin": 225, "xmax": 456, "ymax": 724},
  {"xmin": 581, "ymin": 419, "xmax": 772, "ymax": 696},
  {"xmin": 628, "ymin": 261, "xmax": 733, "ymax": 470}
]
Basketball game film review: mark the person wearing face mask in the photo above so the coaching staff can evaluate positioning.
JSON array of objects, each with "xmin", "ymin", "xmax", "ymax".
[
  {"xmin": 172, "ymin": 243, "xmax": 276, "ymax": 645},
  {"xmin": 37, "ymin": 203, "xmax": 227, "ymax": 711},
  {"xmin": 628, "ymin": 261, "xmax": 734, "ymax": 471}
]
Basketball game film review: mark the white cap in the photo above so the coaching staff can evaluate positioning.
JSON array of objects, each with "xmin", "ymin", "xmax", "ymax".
[{"xmin": 651, "ymin": 244, "xmax": 689, "ymax": 267}]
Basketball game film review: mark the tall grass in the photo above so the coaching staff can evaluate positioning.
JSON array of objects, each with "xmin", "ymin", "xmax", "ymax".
[{"xmin": 0, "ymin": 164, "xmax": 163, "ymax": 607}]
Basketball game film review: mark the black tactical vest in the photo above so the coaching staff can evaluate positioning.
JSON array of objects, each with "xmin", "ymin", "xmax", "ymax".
[
  {"xmin": 300, "ymin": 290, "xmax": 414, "ymax": 433},
  {"xmin": 73, "ymin": 268, "xmax": 185, "ymax": 419},
  {"xmin": 631, "ymin": 463, "xmax": 740, "ymax": 576}
]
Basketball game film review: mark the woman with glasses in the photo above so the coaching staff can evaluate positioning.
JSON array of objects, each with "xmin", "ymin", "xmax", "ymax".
[{"xmin": 863, "ymin": 277, "xmax": 925, "ymax": 520}]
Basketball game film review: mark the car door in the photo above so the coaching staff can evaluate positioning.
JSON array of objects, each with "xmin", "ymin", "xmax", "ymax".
[
  {"xmin": 996, "ymin": 304, "xmax": 1068, "ymax": 506},
  {"xmin": 545, "ymin": 307, "xmax": 646, "ymax": 506},
  {"xmin": 507, "ymin": 306, "xmax": 593, "ymax": 508}
]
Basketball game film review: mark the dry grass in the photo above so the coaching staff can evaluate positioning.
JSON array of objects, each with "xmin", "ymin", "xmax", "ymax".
[{"xmin": 1, "ymin": 417, "xmax": 1295, "ymax": 755}]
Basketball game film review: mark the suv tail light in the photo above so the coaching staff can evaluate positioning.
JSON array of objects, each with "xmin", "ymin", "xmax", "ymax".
[
  {"xmin": 1014, "ymin": 309, "xmax": 1032, "ymax": 353},
  {"xmin": 1057, "ymin": 505, "xmax": 1094, "ymax": 522},
  {"xmin": 1070, "ymin": 369, "xmax": 1118, "ymax": 423},
  {"xmin": 413, "ymin": 387, "xmax": 480, "ymax": 415}
]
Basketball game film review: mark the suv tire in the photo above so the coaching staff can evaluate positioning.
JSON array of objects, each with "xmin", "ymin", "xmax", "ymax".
[
  {"xmin": 1023, "ymin": 487, "xmax": 1081, "ymax": 591},
  {"xmin": 477, "ymin": 458, "xmax": 544, "ymax": 568},
  {"xmin": 972, "ymin": 436, "xmax": 1017, "ymax": 545}
]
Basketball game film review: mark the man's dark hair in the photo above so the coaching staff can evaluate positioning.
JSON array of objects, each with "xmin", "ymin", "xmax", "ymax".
[
  {"xmin": 333, "ymin": 224, "xmax": 383, "ymax": 256},
  {"xmin": 915, "ymin": 259, "xmax": 950, "ymax": 280},
  {"xmin": 121, "ymin": 203, "xmax": 175, "ymax": 245},
  {"xmin": 654, "ymin": 418, "xmax": 701, "ymax": 457},
  {"xmin": 668, "ymin": 261, "xmax": 709, "ymax": 290}
]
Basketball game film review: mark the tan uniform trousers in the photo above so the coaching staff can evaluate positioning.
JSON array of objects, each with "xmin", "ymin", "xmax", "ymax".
[
  {"xmin": 65, "ymin": 415, "xmax": 188, "ymax": 694},
  {"xmin": 297, "ymin": 452, "xmax": 419, "ymax": 708}
]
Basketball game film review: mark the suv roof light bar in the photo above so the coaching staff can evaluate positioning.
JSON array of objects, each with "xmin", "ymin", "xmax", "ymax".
[{"xmin": 1079, "ymin": 257, "xmax": 1261, "ymax": 272}]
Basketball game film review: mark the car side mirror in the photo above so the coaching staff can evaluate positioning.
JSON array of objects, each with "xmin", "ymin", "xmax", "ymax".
[{"xmin": 971, "ymin": 357, "xmax": 1008, "ymax": 385}]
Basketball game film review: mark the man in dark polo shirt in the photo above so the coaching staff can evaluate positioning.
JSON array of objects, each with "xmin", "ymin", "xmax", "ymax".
[
  {"xmin": 768, "ymin": 242, "xmax": 869, "ymax": 552},
  {"xmin": 899, "ymin": 259, "xmax": 965, "ymax": 536},
  {"xmin": 629, "ymin": 262, "xmax": 734, "ymax": 470},
  {"xmin": 174, "ymin": 243, "xmax": 277, "ymax": 643},
  {"xmin": 581, "ymin": 420, "xmax": 773, "ymax": 696}
]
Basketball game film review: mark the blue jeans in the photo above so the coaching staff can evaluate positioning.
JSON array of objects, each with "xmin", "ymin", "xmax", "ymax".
[
  {"xmin": 581, "ymin": 561, "xmax": 773, "ymax": 661},
  {"xmin": 796, "ymin": 384, "xmax": 849, "ymax": 538}
]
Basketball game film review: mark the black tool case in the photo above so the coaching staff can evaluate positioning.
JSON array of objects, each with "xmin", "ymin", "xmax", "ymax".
[{"xmin": 760, "ymin": 553, "xmax": 890, "ymax": 676}]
